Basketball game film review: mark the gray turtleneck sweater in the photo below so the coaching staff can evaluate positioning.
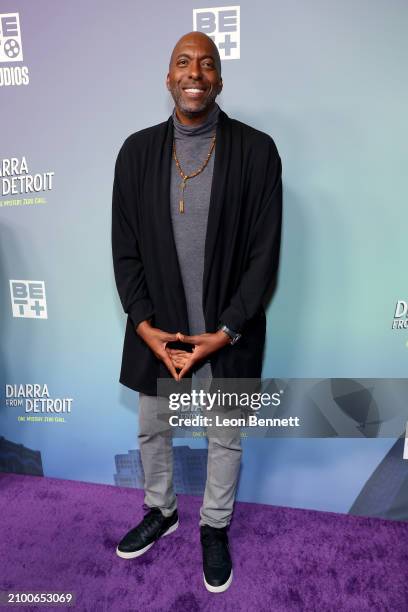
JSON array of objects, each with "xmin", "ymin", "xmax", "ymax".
[{"xmin": 170, "ymin": 103, "xmax": 220, "ymax": 349}]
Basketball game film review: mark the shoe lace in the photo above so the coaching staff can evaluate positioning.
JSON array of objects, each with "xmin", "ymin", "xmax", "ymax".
[
  {"xmin": 202, "ymin": 529, "xmax": 229, "ymax": 566},
  {"xmin": 137, "ymin": 509, "xmax": 164, "ymax": 539}
]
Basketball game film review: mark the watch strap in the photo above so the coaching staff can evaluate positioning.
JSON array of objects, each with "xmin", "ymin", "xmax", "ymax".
[{"xmin": 217, "ymin": 323, "xmax": 242, "ymax": 345}]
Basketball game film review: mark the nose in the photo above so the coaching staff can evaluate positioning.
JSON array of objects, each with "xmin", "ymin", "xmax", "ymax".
[{"xmin": 188, "ymin": 58, "xmax": 203, "ymax": 80}]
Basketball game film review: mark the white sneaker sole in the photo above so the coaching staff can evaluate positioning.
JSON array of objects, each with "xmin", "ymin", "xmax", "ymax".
[
  {"xmin": 116, "ymin": 519, "xmax": 179, "ymax": 559},
  {"xmin": 203, "ymin": 568, "xmax": 233, "ymax": 593}
]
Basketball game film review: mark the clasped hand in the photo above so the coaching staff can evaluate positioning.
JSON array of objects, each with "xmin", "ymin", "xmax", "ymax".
[{"xmin": 136, "ymin": 321, "xmax": 230, "ymax": 381}]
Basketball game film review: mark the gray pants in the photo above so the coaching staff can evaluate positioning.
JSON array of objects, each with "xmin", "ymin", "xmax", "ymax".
[{"xmin": 138, "ymin": 363, "xmax": 242, "ymax": 528}]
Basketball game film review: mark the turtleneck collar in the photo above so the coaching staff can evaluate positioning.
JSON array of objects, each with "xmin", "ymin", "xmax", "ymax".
[{"xmin": 172, "ymin": 102, "xmax": 220, "ymax": 137}]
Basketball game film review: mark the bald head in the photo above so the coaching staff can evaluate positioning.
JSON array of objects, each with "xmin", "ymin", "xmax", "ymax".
[{"xmin": 169, "ymin": 31, "xmax": 222, "ymax": 78}]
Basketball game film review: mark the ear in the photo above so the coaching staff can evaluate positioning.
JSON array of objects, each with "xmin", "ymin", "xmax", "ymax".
[{"xmin": 166, "ymin": 73, "xmax": 170, "ymax": 90}]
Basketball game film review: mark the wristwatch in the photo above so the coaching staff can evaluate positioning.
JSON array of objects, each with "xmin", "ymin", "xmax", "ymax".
[{"xmin": 217, "ymin": 323, "xmax": 242, "ymax": 345}]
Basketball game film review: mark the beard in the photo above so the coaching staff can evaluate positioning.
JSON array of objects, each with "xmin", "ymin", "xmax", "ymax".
[{"xmin": 169, "ymin": 83, "xmax": 219, "ymax": 117}]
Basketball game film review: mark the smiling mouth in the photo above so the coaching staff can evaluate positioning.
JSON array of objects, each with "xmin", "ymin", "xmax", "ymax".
[{"xmin": 183, "ymin": 87, "xmax": 207, "ymax": 97}]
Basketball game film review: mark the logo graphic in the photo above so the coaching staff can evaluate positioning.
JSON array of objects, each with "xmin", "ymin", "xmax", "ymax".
[
  {"xmin": 392, "ymin": 300, "xmax": 408, "ymax": 330},
  {"xmin": 0, "ymin": 156, "xmax": 55, "ymax": 202},
  {"xmin": 0, "ymin": 13, "xmax": 23, "ymax": 62},
  {"xmin": 193, "ymin": 5, "xmax": 240, "ymax": 60},
  {"xmin": 10, "ymin": 280, "xmax": 48, "ymax": 319},
  {"xmin": 5, "ymin": 384, "xmax": 74, "ymax": 418}
]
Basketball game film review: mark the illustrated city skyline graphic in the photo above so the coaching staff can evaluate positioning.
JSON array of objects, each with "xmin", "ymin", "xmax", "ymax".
[{"xmin": 1, "ymin": 434, "xmax": 407, "ymax": 521}]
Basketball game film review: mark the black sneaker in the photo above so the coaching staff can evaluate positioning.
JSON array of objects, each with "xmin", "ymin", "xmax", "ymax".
[
  {"xmin": 200, "ymin": 524, "xmax": 233, "ymax": 593},
  {"xmin": 116, "ymin": 507, "xmax": 178, "ymax": 559}
]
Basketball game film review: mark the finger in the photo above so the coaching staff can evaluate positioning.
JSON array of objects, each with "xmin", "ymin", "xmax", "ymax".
[
  {"xmin": 173, "ymin": 354, "xmax": 190, "ymax": 365},
  {"xmin": 173, "ymin": 357, "xmax": 191, "ymax": 365},
  {"xmin": 178, "ymin": 355, "xmax": 197, "ymax": 379},
  {"xmin": 173, "ymin": 361, "xmax": 186, "ymax": 370},
  {"xmin": 177, "ymin": 333, "xmax": 201, "ymax": 345},
  {"xmin": 161, "ymin": 332, "xmax": 181, "ymax": 343},
  {"xmin": 161, "ymin": 352, "xmax": 179, "ymax": 381},
  {"xmin": 167, "ymin": 355, "xmax": 189, "ymax": 367},
  {"xmin": 171, "ymin": 353, "xmax": 189, "ymax": 362}
]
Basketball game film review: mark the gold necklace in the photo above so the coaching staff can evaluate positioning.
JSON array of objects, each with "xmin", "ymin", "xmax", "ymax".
[{"xmin": 172, "ymin": 135, "xmax": 216, "ymax": 213}]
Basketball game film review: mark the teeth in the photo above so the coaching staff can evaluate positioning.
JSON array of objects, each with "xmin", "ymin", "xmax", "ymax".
[{"xmin": 185, "ymin": 88, "xmax": 204, "ymax": 92}]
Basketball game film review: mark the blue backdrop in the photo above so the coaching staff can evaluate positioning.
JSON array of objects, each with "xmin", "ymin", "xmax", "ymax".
[{"xmin": 1, "ymin": 0, "xmax": 407, "ymax": 521}]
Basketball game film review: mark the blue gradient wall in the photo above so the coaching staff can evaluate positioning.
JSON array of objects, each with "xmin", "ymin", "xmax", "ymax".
[{"xmin": 1, "ymin": 0, "xmax": 407, "ymax": 517}]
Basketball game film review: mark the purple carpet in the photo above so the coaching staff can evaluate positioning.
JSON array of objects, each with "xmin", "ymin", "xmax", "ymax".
[{"xmin": 0, "ymin": 473, "xmax": 407, "ymax": 611}]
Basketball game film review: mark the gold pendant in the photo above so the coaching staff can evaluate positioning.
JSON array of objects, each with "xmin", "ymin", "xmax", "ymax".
[{"xmin": 179, "ymin": 179, "xmax": 186, "ymax": 213}]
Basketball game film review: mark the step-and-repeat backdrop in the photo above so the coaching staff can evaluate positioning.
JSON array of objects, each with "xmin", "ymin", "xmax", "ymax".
[{"xmin": 1, "ymin": 0, "xmax": 407, "ymax": 521}]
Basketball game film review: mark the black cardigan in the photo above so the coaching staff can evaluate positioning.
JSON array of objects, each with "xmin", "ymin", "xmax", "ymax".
[{"xmin": 111, "ymin": 108, "xmax": 283, "ymax": 395}]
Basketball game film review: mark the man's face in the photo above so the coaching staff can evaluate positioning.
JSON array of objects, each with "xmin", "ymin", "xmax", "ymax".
[{"xmin": 166, "ymin": 35, "xmax": 223, "ymax": 117}]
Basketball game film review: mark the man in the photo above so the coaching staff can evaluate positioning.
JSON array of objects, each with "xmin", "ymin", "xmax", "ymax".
[{"xmin": 111, "ymin": 31, "xmax": 282, "ymax": 593}]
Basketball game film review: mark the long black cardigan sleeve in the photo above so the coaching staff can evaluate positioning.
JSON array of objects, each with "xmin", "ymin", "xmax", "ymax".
[
  {"xmin": 217, "ymin": 139, "xmax": 282, "ymax": 333},
  {"xmin": 111, "ymin": 145, "xmax": 155, "ymax": 331}
]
